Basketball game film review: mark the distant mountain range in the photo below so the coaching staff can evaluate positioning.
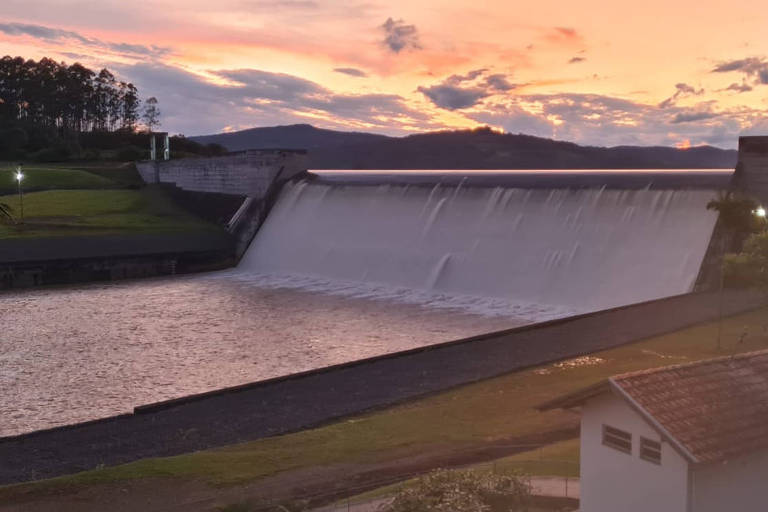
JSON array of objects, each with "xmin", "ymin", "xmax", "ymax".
[{"xmin": 191, "ymin": 124, "xmax": 737, "ymax": 169}]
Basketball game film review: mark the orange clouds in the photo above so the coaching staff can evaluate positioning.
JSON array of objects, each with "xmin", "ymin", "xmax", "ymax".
[{"xmin": 1, "ymin": 0, "xmax": 768, "ymax": 147}]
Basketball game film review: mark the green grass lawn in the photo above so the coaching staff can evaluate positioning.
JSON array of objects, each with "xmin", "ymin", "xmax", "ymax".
[
  {"xmin": 0, "ymin": 166, "xmax": 121, "ymax": 194},
  {"xmin": 492, "ymin": 439, "xmax": 580, "ymax": 478},
  {"xmin": 0, "ymin": 162, "xmax": 220, "ymax": 238},
  {"xmin": 2, "ymin": 306, "xmax": 767, "ymax": 501},
  {"xmin": 0, "ymin": 187, "xmax": 221, "ymax": 238}
]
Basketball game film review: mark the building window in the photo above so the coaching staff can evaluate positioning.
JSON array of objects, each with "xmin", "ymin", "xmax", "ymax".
[
  {"xmin": 602, "ymin": 424, "xmax": 632, "ymax": 454},
  {"xmin": 640, "ymin": 437, "xmax": 662, "ymax": 465}
]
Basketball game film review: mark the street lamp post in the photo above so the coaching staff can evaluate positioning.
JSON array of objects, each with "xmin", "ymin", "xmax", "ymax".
[{"xmin": 15, "ymin": 164, "xmax": 24, "ymax": 224}]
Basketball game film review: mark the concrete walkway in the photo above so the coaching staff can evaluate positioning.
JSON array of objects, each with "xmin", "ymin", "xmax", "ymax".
[{"xmin": 532, "ymin": 476, "xmax": 580, "ymax": 499}]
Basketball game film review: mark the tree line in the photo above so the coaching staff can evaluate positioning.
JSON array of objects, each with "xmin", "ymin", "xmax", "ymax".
[
  {"xmin": 0, "ymin": 56, "xmax": 155, "ymax": 133},
  {"xmin": 0, "ymin": 56, "xmax": 212, "ymax": 161}
]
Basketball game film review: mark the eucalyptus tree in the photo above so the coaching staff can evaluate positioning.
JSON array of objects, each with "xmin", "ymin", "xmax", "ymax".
[
  {"xmin": 0, "ymin": 55, "xmax": 144, "ymax": 136},
  {"xmin": 142, "ymin": 97, "xmax": 161, "ymax": 132}
]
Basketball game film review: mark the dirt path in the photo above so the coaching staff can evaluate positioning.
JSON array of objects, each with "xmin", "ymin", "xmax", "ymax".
[{"xmin": 0, "ymin": 428, "xmax": 578, "ymax": 512}]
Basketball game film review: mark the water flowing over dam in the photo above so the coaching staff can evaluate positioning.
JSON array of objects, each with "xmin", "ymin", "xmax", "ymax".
[
  {"xmin": 238, "ymin": 177, "xmax": 720, "ymax": 320},
  {"xmin": 1, "ymin": 169, "xmax": 730, "ymax": 436}
]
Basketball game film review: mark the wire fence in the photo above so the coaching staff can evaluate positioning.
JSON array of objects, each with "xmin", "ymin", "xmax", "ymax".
[
  {"xmin": 307, "ymin": 444, "xmax": 580, "ymax": 512},
  {"xmin": 315, "ymin": 464, "xmax": 579, "ymax": 512},
  {"xmin": 241, "ymin": 441, "xmax": 579, "ymax": 512}
]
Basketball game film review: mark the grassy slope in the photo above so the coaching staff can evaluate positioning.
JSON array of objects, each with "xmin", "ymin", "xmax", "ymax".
[
  {"xmin": 493, "ymin": 439, "xmax": 580, "ymax": 478},
  {"xmin": 0, "ymin": 164, "xmax": 220, "ymax": 239},
  {"xmin": 0, "ymin": 168, "xmax": 115, "ymax": 193},
  {"xmin": 2, "ymin": 306, "xmax": 767, "ymax": 500}
]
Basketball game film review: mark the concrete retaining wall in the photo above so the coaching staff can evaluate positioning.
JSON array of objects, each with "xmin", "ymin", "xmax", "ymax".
[
  {"xmin": 0, "ymin": 232, "xmax": 234, "ymax": 289},
  {"xmin": 135, "ymin": 149, "xmax": 308, "ymax": 197},
  {"xmin": 1, "ymin": 288, "xmax": 765, "ymax": 485},
  {"xmin": 735, "ymin": 136, "xmax": 768, "ymax": 204},
  {"xmin": 136, "ymin": 149, "xmax": 309, "ymax": 260}
]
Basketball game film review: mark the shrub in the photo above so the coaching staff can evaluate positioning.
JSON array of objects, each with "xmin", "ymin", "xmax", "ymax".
[
  {"xmin": 116, "ymin": 145, "xmax": 147, "ymax": 161},
  {"xmin": 31, "ymin": 145, "xmax": 71, "ymax": 162},
  {"xmin": 0, "ymin": 126, "xmax": 29, "ymax": 153},
  {"xmin": 380, "ymin": 468, "xmax": 532, "ymax": 512},
  {"xmin": 707, "ymin": 191, "xmax": 763, "ymax": 252},
  {"xmin": 82, "ymin": 149, "xmax": 102, "ymax": 161},
  {"xmin": 724, "ymin": 232, "xmax": 768, "ymax": 288}
]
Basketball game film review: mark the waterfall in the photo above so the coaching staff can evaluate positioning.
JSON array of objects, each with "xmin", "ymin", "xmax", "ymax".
[{"xmin": 235, "ymin": 179, "xmax": 719, "ymax": 320}]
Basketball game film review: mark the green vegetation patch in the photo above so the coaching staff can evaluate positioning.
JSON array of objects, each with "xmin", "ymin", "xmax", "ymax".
[
  {"xmin": 0, "ymin": 166, "xmax": 117, "ymax": 194},
  {"xmin": 2, "ymin": 307, "xmax": 767, "ymax": 500},
  {"xmin": 0, "ymin": 187, "xmax": 220, "ymax": 238}
]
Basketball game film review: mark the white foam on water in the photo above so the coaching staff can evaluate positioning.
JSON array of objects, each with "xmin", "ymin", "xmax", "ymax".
[{"xmin": 231, "ymin": 180, "xmax": 719, "ymax": 320}]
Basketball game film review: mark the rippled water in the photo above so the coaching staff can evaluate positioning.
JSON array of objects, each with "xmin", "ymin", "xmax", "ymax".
[{"xmin": 0, "ymin": 274, "xmax": 517, "ymax": 436}]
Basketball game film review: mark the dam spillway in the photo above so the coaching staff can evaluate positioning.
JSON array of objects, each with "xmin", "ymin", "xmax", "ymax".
[
  {"xmin": 0, "ymin": 169, "xmax": 731, "ymax": 436},
  {"xmin": 237, "ymin": 172, "xmax": 723, "ymax": 320}
]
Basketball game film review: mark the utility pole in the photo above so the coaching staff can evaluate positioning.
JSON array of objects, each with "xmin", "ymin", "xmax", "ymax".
[{"xmin": 716, "ymin": 235, "xmax": 725, "ymax": 350}]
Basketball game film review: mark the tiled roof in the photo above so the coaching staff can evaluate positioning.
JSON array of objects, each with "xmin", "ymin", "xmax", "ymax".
[
  {"xmin": 613, "ymin": 350, "xmax": 768, "ymax": 464},
  {"xmin": 540, "ymin": 349, "xmax": 768, "ymax": 464}
]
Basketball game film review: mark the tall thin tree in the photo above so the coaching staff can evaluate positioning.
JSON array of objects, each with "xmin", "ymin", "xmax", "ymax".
[{"xmin": 142, "ymin": 96, "xmax": 161, "ymax": 132}]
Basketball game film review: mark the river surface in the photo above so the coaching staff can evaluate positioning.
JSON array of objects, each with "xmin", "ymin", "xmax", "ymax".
[{"xmin": 0, "ymin": 274, "xmax": 517, "ymax": 436}]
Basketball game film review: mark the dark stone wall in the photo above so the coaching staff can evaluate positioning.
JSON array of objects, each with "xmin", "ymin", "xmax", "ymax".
[
  {"xmin": 0, "ymin": 232, "xmax": 234, "ymax": 289},
  {"xmin": 159, "ymin": 185, "xmax": 245, "ymax": 225}
]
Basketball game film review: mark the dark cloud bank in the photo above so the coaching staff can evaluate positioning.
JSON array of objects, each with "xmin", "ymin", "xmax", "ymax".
[
  {"xmin": 0, "ymin": 21, "xmax": 169, "ymax": 58},
  {"xmin": 417, "ymin": 69, "xmax": 517, "ymax": 110}
]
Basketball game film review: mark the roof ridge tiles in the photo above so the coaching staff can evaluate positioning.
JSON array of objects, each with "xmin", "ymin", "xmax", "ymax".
[{"xmin": 612, "ymin": 348, "xmax": 768, "ymax": 382}]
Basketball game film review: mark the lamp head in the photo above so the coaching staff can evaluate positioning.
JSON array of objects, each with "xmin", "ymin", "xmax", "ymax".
[{"xmin": 756, "ymin": 207, "xmax": 767, "ymax": 218}]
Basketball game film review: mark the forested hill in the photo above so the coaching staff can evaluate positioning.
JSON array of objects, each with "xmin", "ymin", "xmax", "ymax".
[
  {"xmin": 0, "ymin": 56, "xmax": 224, "ymax": 161},
  {"xmin": 192, "ymin": 124, "xmax": 738, "ymax": 169}
]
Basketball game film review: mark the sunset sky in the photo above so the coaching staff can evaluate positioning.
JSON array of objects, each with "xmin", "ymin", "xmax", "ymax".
[{"xmin": 2, "ymin": 0, "xmax": 768, "ymax": 147}]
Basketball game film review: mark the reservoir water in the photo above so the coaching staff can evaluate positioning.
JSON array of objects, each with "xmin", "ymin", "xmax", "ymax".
[
  {"xmin": 0, "ymin": 278, "xmax": 516, "ymax": 436},
  {"xmin": 0, "ymin": 169, "xmax": 728, "ymax": 436}
]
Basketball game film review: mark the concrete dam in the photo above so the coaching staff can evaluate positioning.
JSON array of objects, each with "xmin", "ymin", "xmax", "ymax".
[{"xmin": 137, "ymin": 149, "xmax": 740, "ymax": 321}]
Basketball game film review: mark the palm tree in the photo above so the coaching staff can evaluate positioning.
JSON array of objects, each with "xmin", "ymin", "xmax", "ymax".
[
  {"xmin": 0, "ymin": 201, "xmax": 13, "ymax": 223},
  {"xmin": 707, "ymin": 190, "xmax": 759, "ymax": 252}
]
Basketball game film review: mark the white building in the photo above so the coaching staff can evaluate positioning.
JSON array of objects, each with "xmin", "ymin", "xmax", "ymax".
[{"xmin": 540, "ymin": 349, "xmax": 768, "ymax": 512}]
